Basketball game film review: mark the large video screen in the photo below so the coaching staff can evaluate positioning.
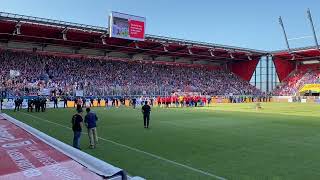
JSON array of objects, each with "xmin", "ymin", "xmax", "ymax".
[{"xmin": 109, "ymin": 12, "xmax": 146, "ymax": 41}]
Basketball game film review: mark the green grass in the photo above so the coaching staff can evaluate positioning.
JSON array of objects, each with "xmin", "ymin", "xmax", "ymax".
[{"xmin": 3, "ymin": 103, "xmax": 320, "ymax": 180}]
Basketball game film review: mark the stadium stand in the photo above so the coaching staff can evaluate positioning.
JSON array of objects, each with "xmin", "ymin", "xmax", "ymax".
[
  {"xmin": 273, "ymin": 65, "xmax": 320, "ymax": 96},
  {"xmin": 0, "ymin": 49, "xmax": 262, "ymax": 97}
]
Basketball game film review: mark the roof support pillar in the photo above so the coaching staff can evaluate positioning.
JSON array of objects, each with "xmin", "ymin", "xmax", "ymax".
[
  {"xmin": 279, "ymin": 16, "xmax": 291, "ymax": 53},
  {"xmin": 307, "ymin": 9, "xmax": 319, "ymax": 50}
]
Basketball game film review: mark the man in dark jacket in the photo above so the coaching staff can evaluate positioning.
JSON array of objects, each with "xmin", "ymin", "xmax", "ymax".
[
  {"xmin": 71, "ymin": 109, "xmax": 83, "ymax": 150},
  {"xmin": 97, "ymin": 97, "xmax": 101, "ymax": 107},
  {"xmin": 40, "ymin": 97, "xmax": 46, "ymax": 112},
  {"xmin": 34, "ymin": 97, "xmax": 39, "ymax": 112},
  {"xmin": 53, "ymin": 96, "xmax": 58, "ymax": 108},
  {"xmin": 27, "ymin": 99, "xmax": 33, "ymax": 112},
  {"xmin": 84, "ymin": 108, "xmax": 98, "ymax": 149},
  {"xmin": 132, "ymin": 97, "xmax": 136, "ymax": 109},
  {"xmin": 142, "ymin": 101, "xmax": 151, "ymax": 128},
  {"xmin": 63, "ymin": 96, "xmax": 68, "ymax": 108},
  {"xmin": 90, "ymin": 98, "xmax": 94, "ymax": 107},
  {"xmin": 14, "ymin": 97, "xmax": 20, "ymax": 112}
]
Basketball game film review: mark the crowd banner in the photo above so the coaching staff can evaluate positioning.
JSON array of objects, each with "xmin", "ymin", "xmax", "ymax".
[
  {"xmin": 0, "ymin": 114, "xmax": 146, "ymax": 179},
  {"xmin": 9, "ymin": 70, "xmax": 21, "ymax": 78},
  {"xmin": 3, "ymin": 99, "xmax": 15, "ymax": 109},
  {"xmin": 41, "ymin": 88, "xmax": 51, "ymax": 96},
  {"xmin": 75, "ymin": 90, "xmax": 84, "ymax": 97},
  {"xmin": 272, "ymin": 96, "xmax": 292, "ymax": 103},
  {"xmin": 299, "ymin": 84, "xmax": 320, "ymax": 93},
  {"xmin": 272, "ymin": 96, "xmax": 320, "ymax": 103},
  {"xmin": 67, "ymin": 101, "xmax": 75, "ymax": 108}
]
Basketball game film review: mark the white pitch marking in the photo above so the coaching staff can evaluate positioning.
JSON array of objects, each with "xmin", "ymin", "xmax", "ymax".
[{"xmin": 20, "ymin": 112, "xmax": 227, "ymax": 180}]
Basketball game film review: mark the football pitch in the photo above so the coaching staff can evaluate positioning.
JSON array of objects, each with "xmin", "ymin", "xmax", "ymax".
[{"xmin": 3, "ymin": 103, "xmax": 320, "ymax": 180}]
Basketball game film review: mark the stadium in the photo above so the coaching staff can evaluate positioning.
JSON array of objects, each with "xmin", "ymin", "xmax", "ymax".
[{"xmin": 1, "ymin": 2, "xmax": 320, "ymax": 180}]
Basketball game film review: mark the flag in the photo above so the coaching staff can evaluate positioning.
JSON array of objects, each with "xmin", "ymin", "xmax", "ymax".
[{"xmin": 9, "ymin": 70, "xmax": 20, "ymax": 78}]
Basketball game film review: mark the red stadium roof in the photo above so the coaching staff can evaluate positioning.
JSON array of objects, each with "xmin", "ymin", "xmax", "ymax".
[
  {"xmin": 272, "ymin": 46, "xmax": 320, "ymax": 61},
  {"xmin": 0, "ymin": 12, "xmax": 267, "ymax": 63}
]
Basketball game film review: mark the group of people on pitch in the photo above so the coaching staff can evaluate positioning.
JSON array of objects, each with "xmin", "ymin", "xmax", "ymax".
[
  {"xmin": 71, "ymin": 107, "xmax": 99, "ymax": 149},
  {"xmin": 71, "ymin": 101, "xmax": 152, "ymax": 150}
]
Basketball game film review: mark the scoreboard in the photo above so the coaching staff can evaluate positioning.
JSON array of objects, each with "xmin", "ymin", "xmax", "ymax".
[{"xmin": 109, "ymin": 12, "xmax": 146, "ymax": 41}]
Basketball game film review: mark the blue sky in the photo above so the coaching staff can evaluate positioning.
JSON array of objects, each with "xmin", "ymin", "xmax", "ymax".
[{"xmin": 1, "ymin": 0, "xmax": 320, "ymax": 51}]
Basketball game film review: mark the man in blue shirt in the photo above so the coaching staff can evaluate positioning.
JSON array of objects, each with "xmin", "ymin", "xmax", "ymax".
[{"xmin": 84, "ymin": 108, "xmax": 98, "ymax": 149}]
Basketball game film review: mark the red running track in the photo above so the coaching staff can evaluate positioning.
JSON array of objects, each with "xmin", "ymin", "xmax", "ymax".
[{"xmin": 0, "ymin": 115, "xmax": 104, "ymax": 180}]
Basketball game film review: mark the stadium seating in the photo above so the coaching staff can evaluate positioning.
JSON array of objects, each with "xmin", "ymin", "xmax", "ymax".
[
  {"xmin": 0, "ymin": 50, "xmax": 261, "ymax": 97},
  {"xmin": 273, "ymin": 66, "xmax": 320, "ymax": 96}
]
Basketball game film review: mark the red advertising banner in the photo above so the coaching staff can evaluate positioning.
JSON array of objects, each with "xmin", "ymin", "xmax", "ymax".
[
  {"xmin": 129, "ymin": 20, "xmax": 145, "ymax": 39},
  {"xmin": 0, "ymin": 117, "xmax": 104, "ymax": 180}
]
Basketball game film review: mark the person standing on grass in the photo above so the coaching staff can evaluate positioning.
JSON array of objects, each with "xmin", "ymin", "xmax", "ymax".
[
  {"xmin": 63, "ymin": 96, "xmax": 68, "ymax": 108},
  {"xmin": 41, "ymin": 97, "xmax": 46, "ymax": 112},
  {"xmin": 34, "ymin": 97, "xmax": 40, "ymax": 112},
  {"xmin": 82, "ymin": 97, "xmax": 86, "ymax": 108},
  {"xmin": 0, "ymin": 96, "xmax": 3, "ymax": 110},
  {"xmin": 27, "ymin": 98, "xmax": 33, "ymax": 112},
  {"xmin": 132, "ymin": 97, "xmax": 136, "ymax": 109},
  {"xmin": 142, "ymin": 101, "xmax": 151, "ymax": 128},
  {"xmin": 84, "ymin": 108, "xmax": 98, "ymax": 149},
  {"xmin": 53, "ymin": 96, "xmax": 58, "ymax": 108},
  {"xmin": 90, "ymin": 98, "xmax": 94, "ymax": 107},
  {"xmin": 71, "ymin": 109, "xmax": 83, "ymax": 150},
  {"xmin": 97, "ymin": 97, "xmax": 101, "ymax": 107},
  {"xmin": 14, "ymin": 97, "xmax": 20, "ymax": 112},
  {"xmin": 74, "ymin": 98, "xmax": 77, "ymax": 108}
]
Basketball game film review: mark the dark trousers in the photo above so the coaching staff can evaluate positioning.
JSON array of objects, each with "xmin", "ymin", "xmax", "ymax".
[
  {"xmin": 73, "ymin": 131, "xmax": 81, "ymax": 149},
  {"xmin": 36, "ymin": 105, "xmax": 40, "ymax": 112},
  {"xmin": 14, "ymin": 104, "xmax": 20, "ymax": 111},
  {"xmin": 143, "ymin": 113, "xmax": 150, "ymax": 127},
  {"xmin": 27, "ymin": 105, "xmax": 33, "ymax": 112},
  {"xmin": 54, "ymin": 101, "xmax": 58, "ymax": 108}
]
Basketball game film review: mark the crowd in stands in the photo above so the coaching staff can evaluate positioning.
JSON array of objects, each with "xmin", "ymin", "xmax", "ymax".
[
  {"xmin": 0, "ymin": 50, "xmax": 261, "ymax": 97},
  {"xmin": 273, "ymin": 68, "xmax": 320, "ymax": 96}
]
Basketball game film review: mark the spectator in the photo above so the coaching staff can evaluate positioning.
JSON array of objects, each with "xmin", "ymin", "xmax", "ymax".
[{"xmin": 0, "ymin": 49, "xmax": 262, "ymax": 97}]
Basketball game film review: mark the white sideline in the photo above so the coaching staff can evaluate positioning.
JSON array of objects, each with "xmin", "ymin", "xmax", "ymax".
[
  {"xmin": 19, "ymin": 112, "xmax": 227, "ymax": 180},
  {"xmin": 1, "ymin": 113, "xmax": 128, "ymax": 180}
]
